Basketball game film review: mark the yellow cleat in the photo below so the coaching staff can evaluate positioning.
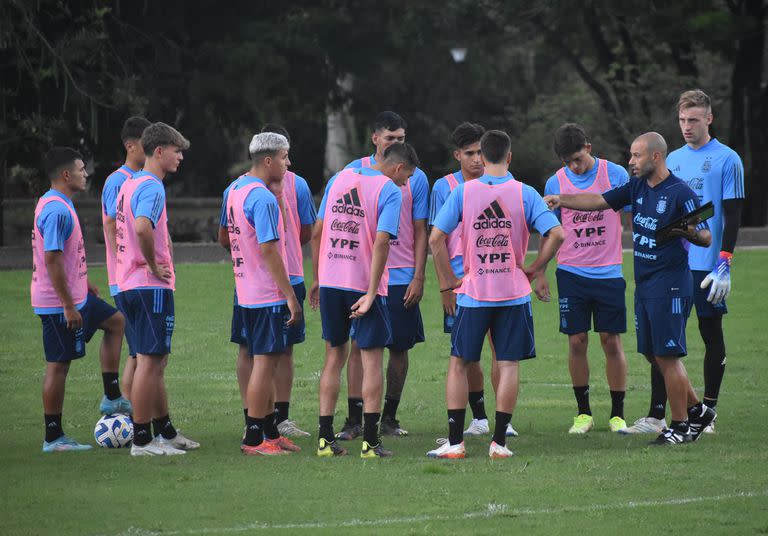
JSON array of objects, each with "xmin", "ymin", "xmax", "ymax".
[
  {"xmin": 609, "ymin": 416, "xmax": 628, "ymax": 433},
  {"xmin": 568, "ymin": 414, "xmax": 594, "ymax": 434}
]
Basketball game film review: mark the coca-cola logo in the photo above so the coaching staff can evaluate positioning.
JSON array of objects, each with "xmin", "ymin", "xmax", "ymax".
[
  {"xmin": 571, "ymin": 211, "xmax": 605, "ymax": 224},
  {"xmin": 330, "ymin": 219, "xmax": 360, "ymax": 234},
  {"xmin": 475, "ymin": 234, "xmax": 509, "ymax": 248}
]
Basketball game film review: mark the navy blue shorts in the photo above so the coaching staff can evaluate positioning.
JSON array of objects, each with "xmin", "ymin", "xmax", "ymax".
[
  {"xmin": 39, "ymin": 293, "xmax": 118, "ymax": 363},
  {"xmin": 556, "ymin": 269, "xmax": 626, "ymax": 335},
  {"xmin": 120, "ymin": 289, "xmax": 175, "ymax": 356},
  {"xmin": 691, "ymin": 270, "xmax": 728, "ymax": 318},
  {"xmin": 451, "ymin": 303, "xmax": 536, "ymax": 362},
  {"xmin": 635, "ymin": 295, "xmax": 691, "ymax": 357},
  {"xmin": 240, "ymin": 304, "xmax": 290, "ymax": 356},
  {"xmin": 113, "ymin": 292, "xmax": 136, "ymax": 357},
  {"xmin": 231, "ymin": 283, "xmax": 306, "ymax": 347},
  {"xmin": 387, "ymin": 284, "xmax": 425, "ymax": 351},
  {"xmin": 320, "ymin": 287, "xmax": 392, "ymax": 349}
]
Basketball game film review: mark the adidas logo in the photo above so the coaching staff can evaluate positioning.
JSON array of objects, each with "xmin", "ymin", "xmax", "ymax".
[
  {"xmin": 473, "ymin": 200, "xmax": 511, "ymax": 230},
  {"xmin": 637, "ymin": 197, "xmax": 643, "ymax": 205},
  {"xmin": 332, "ymin": 187, "xmax": 365, "ymax": 217},
  {"xmin": 665, "ymin": 339, "xmax": 677, "ymax": 348}
]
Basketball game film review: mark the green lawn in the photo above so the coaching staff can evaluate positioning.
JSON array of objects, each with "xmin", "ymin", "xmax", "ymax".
[{"xmin": 1, "ymin": 252, "xmax": 767, "ymax": 535}]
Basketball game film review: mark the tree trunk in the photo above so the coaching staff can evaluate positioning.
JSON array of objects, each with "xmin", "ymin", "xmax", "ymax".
[{"xmin": 323, "ymin": 74, "xmax": 355, "ymax": 181}]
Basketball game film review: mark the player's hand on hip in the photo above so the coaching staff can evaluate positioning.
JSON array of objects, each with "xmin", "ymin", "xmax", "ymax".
[
  {"xmin": 151, "ymin": 263, "xmax": 173, "ymax": 284},
  {"xmin": 701, "ymin": 254, "xmax": 731, "ymax": 305},
  {"xmin": 64, "ymin": 304, "xmax": 83, "ymax": 331},
  {"xmin": 349, "ymin": 293, "xmax": 375, "ymax": 319},
  {"xmin": 543, "ymin": 195, "xmax": 561, "ymax": 209},
  {"xmin": 286, "ymin": 297, "xmax": 303, "ymax": 327},
  {"xmin": 309, "ymin": 281, "xmax": 320, "ymax": 310},
  {"xmin": 403, "ymin": 277, "xmax": 424, "ymax": 308},
  {"xmin": 87, "ymin": 279, "xmax": 100, "ymax": 297}
]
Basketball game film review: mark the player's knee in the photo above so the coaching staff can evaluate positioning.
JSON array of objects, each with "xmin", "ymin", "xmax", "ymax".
[
  {"xmin": 568, "ymin": 333, "xmax": 588, "ymax": 353},
  {"xmin": 103, "ymin": 311, "xmax": 125, "ymax": 334},
  {"xmin": 599, "ymin": 333, "xmax": 623, "ymax": 354}
]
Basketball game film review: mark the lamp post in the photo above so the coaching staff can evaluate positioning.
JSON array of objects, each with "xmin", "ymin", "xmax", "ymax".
[{"xmin": 450, "ymin": 47, "xmax": 467, "ymax": 63}]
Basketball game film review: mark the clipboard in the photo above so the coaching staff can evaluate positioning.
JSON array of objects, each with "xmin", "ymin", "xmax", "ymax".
[{"xmin": 655, "ymin": 201, "xmax": 715, "ymax": 244}]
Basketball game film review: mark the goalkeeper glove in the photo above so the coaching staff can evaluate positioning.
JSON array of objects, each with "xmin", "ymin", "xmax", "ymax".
[{"xmin": 700, "ymin": 251, "xmax": 732, "ymax": 305}]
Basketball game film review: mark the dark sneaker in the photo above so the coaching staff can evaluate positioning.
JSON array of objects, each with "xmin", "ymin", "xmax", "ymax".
[
  {"xmin": 649, "ymin": 425, "xmax": 692, "ymax": 446},
  {"xmin": 380, "ymin": 417, "xmax": 409, "ymax": 437},
  {"xmin": 688, "ymin": 405, "xmax": 716, "ymax": 442},
  {"xmin": 360, "ymin": 440, "xmax": 393, "ymax": 458},
  {"xmin": 335, "ymin": 418, "xmax": 362, "ymax": 441}
]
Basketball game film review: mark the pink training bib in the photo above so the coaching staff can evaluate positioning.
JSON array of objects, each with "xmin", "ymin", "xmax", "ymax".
[
  {"xmin": 361, "ymin": 156, "xmax": 415, "ymax": 269},
  {"xmin": 319, "ymin": 168, "xmax": 390, "ymax": 295},
  {"xmin": 556, "ymin": 159, "xmax": 622, "ymax": 267},
  {"xmin": 458, "ymin": 179, "xmax": 530, "ymax": 301},
  {"xmin": 102, "ymin": 167, "xmax": 132, "ymax": 289},
  {"xmin": 227, "ymin": 181, "xmax": 287, "ymax": 306},
  {"xmin": 444, "ymin": 173, "xmax": 463, "ymax": 260},
  {"xmin": 281, "ymin": 171, "xmax": 304, "ymax": 278},
  {"xmin": 115, "ymin": 175, "xmax": 175, "ymax": 291},
  {"xmin": 31, "ymin": 196, "xmax": 88, "ymax": 309}
]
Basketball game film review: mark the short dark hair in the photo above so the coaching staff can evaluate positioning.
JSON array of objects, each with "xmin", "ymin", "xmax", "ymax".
[
  {"xmin": 480, "ymin": 130, "xmax": 511, "ymax": 164},
  {"xmin": 553, "ymin": 123, "xmax": 589, "ymax": 159},
  {"xmin": 121, "ymin": 116, "xmax": 151, "ymax": 142},
  {"xmin": 141, "ymin": 122, "xmax": 190, "ymax": 156},
  {"xmin": 261, "ymin": 123, "xmax": 291, "ymax": 143},
  {"xmin": 44, "ymin": 147, "xmax": 83, "ymax": 179},
  {"xmin": 373, "ymin": 111, "xmax": 407, "ymax": 132},
  {"xmin": 382, "ymin": 142, "xmax": 420, "ymax": 169},
  {"xmin": 452, "ymin": 122, "xmax": 485, "ymax": 149}
]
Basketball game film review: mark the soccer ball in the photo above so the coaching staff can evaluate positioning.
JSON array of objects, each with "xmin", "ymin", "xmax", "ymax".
[{"xmin": 94, "ymin": 414, "xmax": 133, "ymax": 448}]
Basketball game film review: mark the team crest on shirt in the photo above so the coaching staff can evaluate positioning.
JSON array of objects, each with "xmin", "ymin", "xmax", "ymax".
[
  {"xmin": 656, "ymin": 196, "xmax": 668, "ymax": 214},
  {"xmin": 701, "ymin": 158, "xmax": 711, "ymax": 173}
]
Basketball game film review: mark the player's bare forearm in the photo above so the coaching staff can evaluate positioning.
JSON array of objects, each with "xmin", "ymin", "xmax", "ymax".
[
  {"xmin": 104, "ymin": 216, "xmax": 118, "ymax": 256},
  {"xmin": 429, "ymin": 227, "xmax": 458, "ymax": 290},
  {"xmin": 135, "ymin": 217, "xmax": 158, "ymax": 270},
  {"xmin": 561, "ymin": 193, "xmax": 610, "ymax": 211},
  {"xmin": 413, "ymin": 219, "xmax": 428, "ymax": 280},
  {"xmin": 527, "ymin": 226, "xmax": 564, "ymax": 274},
  {"xmin": 260, "ymin": 240, "xmax": 298, "ymax": 303},
  {"xmin": 368, "ymin": 231, "xmax": 390, "ymax": 297},
  {"xmin": 310, "ymin": 219, "xmax": 323, "ymax": 284},
  {"xmin": 218, "ymin": 226, "xmax": 230, "ymax": 250},
  {"xmin": 300, "ymin": 224, "xmax": 313, "ymax": 245},
  {"xmin": 44, "ymin": 251, "xmax": 76, "ymax": 308}
]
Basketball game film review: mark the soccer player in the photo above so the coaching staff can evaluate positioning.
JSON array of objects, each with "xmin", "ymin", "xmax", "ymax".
[
  {"xmin": 33, "ymin": 147, "xmax": 128, "ymax": 452},
  {"xmin": 115, "ymin": 122, "xmax": 199, "ymax": 456},
  {"xmin": 427, "ymin": 130, "xmax": 563, "ymax": 459},
  {"xmin": 101, "ymin": 116, "xmax": 150, "ymax": 411},
  {"xmin": 336, "ymin": 111, "xmax": 428, "ymax": 438},
  {"xmin": 624, "ymin": 90, "xmax": 744, "ymax": 434},
  {"xmin": 545, "ymin": 132, "xmax": 717, "ymax": 445},
  {"xmin": 310, "ymin": 143, "xmax": 416, "ymax": 458},
  {"xmin": 219, "ymin": 124, "xmax": 316, "ymax": 439},
  {"xmin": 430, "ymin": 122, "xmax": 517, "ymax": 439},
  {"xmin": 543, "ymin": 123, "xmax": 629, "ymax": 434},
  {"xmin": 224, "ymin": 132, "xmax": 303, "ymax": 456}
]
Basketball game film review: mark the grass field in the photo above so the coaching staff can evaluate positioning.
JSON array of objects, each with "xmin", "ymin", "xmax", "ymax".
[{"xmin": 1, "ymin": 252, "xmax": 767, "ymax": 535}]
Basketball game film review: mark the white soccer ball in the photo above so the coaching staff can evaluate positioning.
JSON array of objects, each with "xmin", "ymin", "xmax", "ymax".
[{"xmin": 94, "ymin": 414, "xmax": 133, "ymax": 448}]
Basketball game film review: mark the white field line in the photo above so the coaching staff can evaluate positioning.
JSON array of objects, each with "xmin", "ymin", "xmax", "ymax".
[{"xmin": 108, "ymin": 489, "xmax": 768, "ymax": 536}]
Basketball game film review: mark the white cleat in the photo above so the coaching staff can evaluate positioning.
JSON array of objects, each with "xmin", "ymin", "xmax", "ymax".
[
  {"xmin": 131, "ymin": 437, "xmax": 185, "ymax": 456},
  {"xmin": 489, "ymin": 441, "xmax": 514, "ymax": 458},
  {"xmin": 618, "ymin": 417, "xmax": 667, "ymax": 435},
  {"xmin": 506, "ymin": 423, "xmax": 519, "ymax": 437},
  {"xmin": 427, "ymin": 441, "xmax": 466, "ymax": 459},
  {"xmin": 277, "ymin": 420, "xmax": 311, "ymax": 438},
  {"xmin": 463, "ymin": 418, "xmax": 490, "ymax": 436},
  {"xmin": 160, "ymin": 431, "xmax": 199, "ymax": 450}
]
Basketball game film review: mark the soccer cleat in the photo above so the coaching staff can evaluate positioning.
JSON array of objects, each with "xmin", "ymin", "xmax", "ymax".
[
  {"xmin": 463, "ymin": 418, "xmax": 490, "ymax": 436},
  {"xmin": 131, "ymin": 437, "xmax": 185, "ymax": 456},
  {"xmin": 267, "ymin": 436, "xmax": 301, "ymax": 452},
  {"xmin": 335, "ymin": 418, "xmax": 362, "ymax": 441},
  {"xmin": 360, "ymin": 440, "xmax": 393, "ymax": 459},
  {"xmin": 506, "ymin": 423, "xmax": 519, "ymax": 437},
  {"xmin": 688, "ymin": 405, "xmax": 716, "ymax": 442},
  {"xmin": 568, "ymin": 414, "xmax": 594, "ymax": 434},
  {"xmin": 317, "ymin": 438, "xmax": 347, "ymax": 457},
  {"xmin": 609, "ymin": 416, "xmax": 628, "ymax": 433},
  {"xmin": 618, "ymin": 416, "xmax": 667, "ymax": 435},
  {"xmin": 242, "ymin": 441, "xmax": 287, "ymax": 456},
  {"xmin": 427, "ymin": 440, "xmax": 466, "ymax": 459},
  {"xmin": 649, "ymin": 425, "xmax": 692, "ymax": 446},
  {"xmin": 99, "ymin": 395, "xmax": 133, "ymax": 415},
  {"xmin": 160, "ymin": 430, "xmax": 200, "ymax": 450},
  {"xmin": 380, "ymin": 417, "xmax": 409, "ymax": 437},
  {"xmin": 42, "ymin": 435, "xmax": 93, "ymax": 453},
  {"xmin": 703, "ymin": 421, "xmax": 716, "ymax": 434},
  {"xmin": 277, "ymin": 419, "xmax": 311, "ymax": 438},
  {"xmin": 489, "ymin": 441, "xmax": 514, "ymax": 459}
]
